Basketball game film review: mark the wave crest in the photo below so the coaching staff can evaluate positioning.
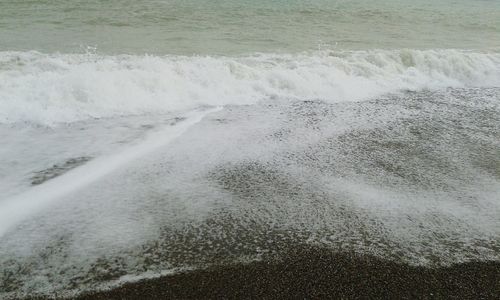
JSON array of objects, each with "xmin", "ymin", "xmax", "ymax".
[{"xmin": 1, "ymin": 49, "xmax": 499, "ymax": 125}]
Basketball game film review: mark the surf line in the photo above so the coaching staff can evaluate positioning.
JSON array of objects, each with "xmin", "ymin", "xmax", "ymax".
[{"xmin": 0, "ymin": 107, "xmax": 222, "ymax": 238}]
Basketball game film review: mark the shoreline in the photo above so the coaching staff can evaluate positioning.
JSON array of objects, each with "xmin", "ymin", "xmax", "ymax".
[{"xmin": 76, "ymin": 246, "xmax": 500, "ymax": 299}]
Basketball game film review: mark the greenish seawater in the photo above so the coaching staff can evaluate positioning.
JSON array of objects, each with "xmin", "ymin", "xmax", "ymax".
[{"xmin": 1, "ymin": 0, "xmax": 499, "ymax": 54}]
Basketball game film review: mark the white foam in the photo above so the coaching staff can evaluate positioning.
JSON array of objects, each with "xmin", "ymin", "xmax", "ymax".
[
  {"xmin": 0, "ymin": 107, "xmax": 220, "ymax": 238},
  {"xmin": 0, "ymin": 49, "xmax": 499, "ymax": 126},
  {"xmin": 0, "ymin": 89, "xmax": 499, "ymax": 298}
]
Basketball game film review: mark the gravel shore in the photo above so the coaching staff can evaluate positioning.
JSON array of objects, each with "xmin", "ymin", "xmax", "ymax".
[{"xmin": 77, "ymin": 246, "xmax": 500, "ymax": 299}]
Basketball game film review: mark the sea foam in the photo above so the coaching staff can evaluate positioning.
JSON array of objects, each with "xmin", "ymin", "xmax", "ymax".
[
  {"xmin": 1, "ymin": 49, "xmax": 499, "ymax": 126},
  {"xmin": 0, "ymin": 107, "xmax": 220, "ymax": 238}
]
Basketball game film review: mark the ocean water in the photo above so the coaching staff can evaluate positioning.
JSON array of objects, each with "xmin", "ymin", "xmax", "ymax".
[
  {"xmin": 1, "ymin": 0, "xmax": 499, "ymax": 54},
  {"xmin": 0, "ymin": 0, "xmax": 500, "ymax": 298}
]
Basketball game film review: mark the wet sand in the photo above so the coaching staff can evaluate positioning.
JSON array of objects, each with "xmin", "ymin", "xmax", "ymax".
[{"xmin": 77, "ymin": 246, "xmax": 500, "ymax": 299}]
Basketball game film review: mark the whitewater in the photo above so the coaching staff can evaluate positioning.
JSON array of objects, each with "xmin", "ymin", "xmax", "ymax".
[{"xmin": 1, "ymin": 49, "xmax": 499, "ymax": 126}]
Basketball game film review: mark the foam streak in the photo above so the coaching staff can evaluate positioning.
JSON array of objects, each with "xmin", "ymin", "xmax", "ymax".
[{"xmin": 0, "ymin": 107, "xmax": 221, "ymax": 237}]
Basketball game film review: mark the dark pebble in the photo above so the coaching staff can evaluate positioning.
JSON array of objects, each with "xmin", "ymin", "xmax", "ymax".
[{"xmin": 74, "ymin": 246, "xmax": 500, "ymax": 300}]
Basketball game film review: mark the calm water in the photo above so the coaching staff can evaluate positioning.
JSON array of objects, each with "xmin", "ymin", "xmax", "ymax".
[{"xmin": 0, "ymin": 0, "xmax": 499, "ymax": 54}]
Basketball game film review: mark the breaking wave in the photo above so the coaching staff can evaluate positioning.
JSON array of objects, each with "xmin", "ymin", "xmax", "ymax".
[{"xmin": 1, "ymin": 49, "xmax": 499, "ymax": 125}]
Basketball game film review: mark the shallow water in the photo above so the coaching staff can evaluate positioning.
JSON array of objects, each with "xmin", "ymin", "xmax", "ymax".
[{"xmin": 1, "ymin": 89, "xmax": 500, "ymax": 297}]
